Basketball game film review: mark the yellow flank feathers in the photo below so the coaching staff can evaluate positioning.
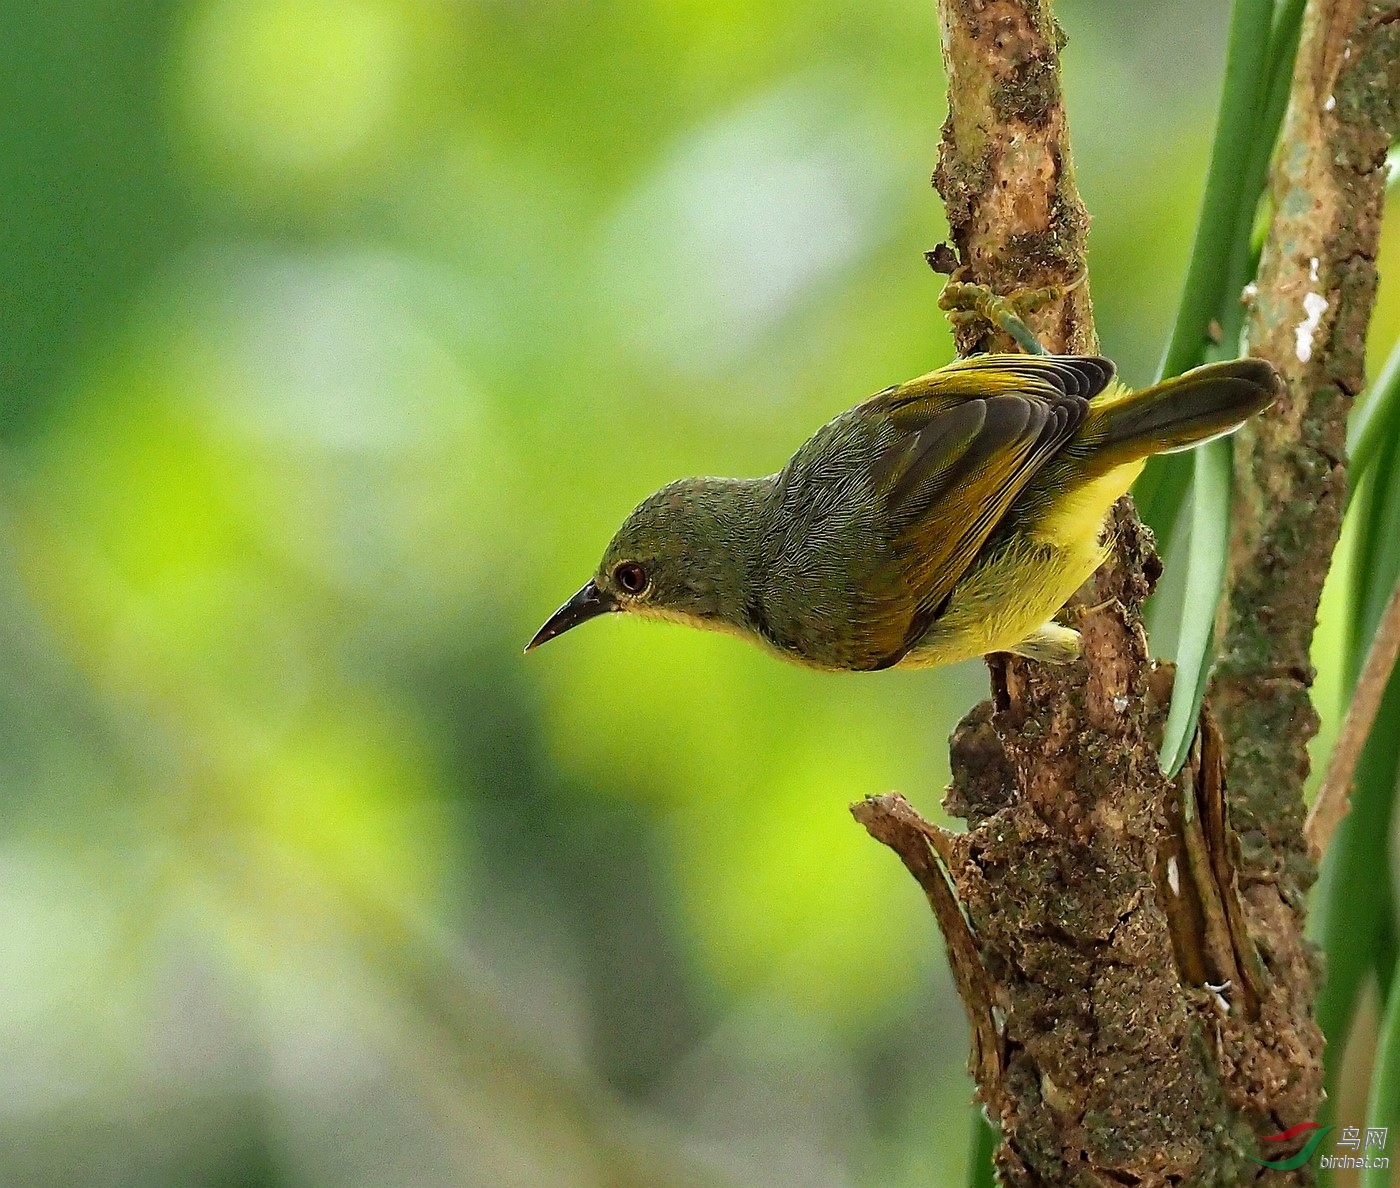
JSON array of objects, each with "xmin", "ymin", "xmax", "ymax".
[
  {"xmin": 896, "ymin": 533, "xmax": 1105, "ymax": 668},
  {"xmin": 1029, "ymin": 459, "xmax": 1145, "ymax": 549}
]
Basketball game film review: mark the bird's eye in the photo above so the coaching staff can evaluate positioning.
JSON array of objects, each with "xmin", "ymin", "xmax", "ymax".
[{"xmin": 614, "ymin": 562, "xmax": 649, "ymax": 594}]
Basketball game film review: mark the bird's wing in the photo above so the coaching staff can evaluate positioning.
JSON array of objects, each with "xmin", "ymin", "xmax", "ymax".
[{"xmin": 861, "ymin": 354, "xmax": 1114, "ymax": 662}]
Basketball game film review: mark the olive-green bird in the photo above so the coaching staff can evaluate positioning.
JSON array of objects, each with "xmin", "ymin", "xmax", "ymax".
[{"xmin": 526, "ymin": 352, "xmax": 1279, "ymax": 671}]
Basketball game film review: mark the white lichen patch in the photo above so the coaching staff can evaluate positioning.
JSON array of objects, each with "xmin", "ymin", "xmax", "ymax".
[
  {"xmin": 1295, "ymin": 291, "xmax": 1329, "ymax": 363},
  {"xmin": 1166, "ymin": 855, "xmax": 1180, "ymax": 896},
  {"xmin": 1325, "ymin": 94, "xmax": 1336, "ymax": 112},
  {"xmin": 1309, "ymin": 257, "xmax": 1320, "ymax": 283}
]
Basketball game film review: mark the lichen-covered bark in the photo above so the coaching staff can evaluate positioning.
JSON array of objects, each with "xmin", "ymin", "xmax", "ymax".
[
  {"xmin": 928, "ymin": 509, "xmax": 1266, "ymax": 1185},
  {"xmin": 854, "ymin": 1, "xmax": 1400, "ymax": 1184},
  {"xmin": 911, "ymin": 1, "xmax": 1269, "ymax": 1180},
  {"xmin": 1216, "ymin": 0, "xmax": 1400, "ymax": 884},
  {"xmin": 933, "ymin": 0, "xmax": 1094, "ymax": 356},
  {"xmin": 1201, "ymin": 0, "xmax": 1400, "ymax": 1151},
  {"xmin": 1204, "ymin": 0, "xmax": 1400, "ymax": 1150}
]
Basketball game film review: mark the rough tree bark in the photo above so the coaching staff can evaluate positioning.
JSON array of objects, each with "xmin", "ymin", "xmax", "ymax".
[{"xmin": 853, "ymin": 1, "xmax": 1400, "ymax": 1184}]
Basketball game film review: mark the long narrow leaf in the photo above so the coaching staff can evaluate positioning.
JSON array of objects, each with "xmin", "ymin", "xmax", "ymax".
[
  {"xmin": 1264, "ymin": 0, "xmax": 1307, "ymax": 134},
  {"xmin": 1151, "ymin": 0, "xmax": 1276, "ymax": 770},
  {"xmin": 1362, "ymin": 977, "xmax": 1400, "ymax": 1187},
  {"xmin": 1160, "ymin": 438, "xmax": 1233, "ymax": 775},
  {"xmin": 1211, "ymin": 0, "xmax": 1308, "ymax": 359},
  {"xmin": 1317, "ymin": 430, "xmax": 1400, "ymax": 1114},
  {"xmin": 1155, "ymin": 0, "xmax": 1275, "ymax": 384},
  {"xmin": 967, "ymin": 1108, "xmax": 998, "ymax": 1188},
  {"xmin": 1348, "ymin": 335, "xmax": 1400, "ymax": 489},
  {"xmin": 1135, "ymin": 453, "xmax": 1193, "ymax": 551},
  {"xmin": 1241, "ymin": 0, "xmax": 1306, "ymax": 239},
  {"xmin": 1314, "ymin": 679, "xmax": 1400, "ymax": 1092},
  {"xmin": 1380, "ymin": 908, "xmax": 1398, "ymax": 1005},
  {"xmin": 1137, "ymin": 0, "xmax": 1295, "ymax": 556}
]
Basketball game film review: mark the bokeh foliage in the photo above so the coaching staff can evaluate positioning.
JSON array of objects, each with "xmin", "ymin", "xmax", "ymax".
[{"xmin": 2, "ymin": 1, "xmax": 1400, "ymax": 1185}]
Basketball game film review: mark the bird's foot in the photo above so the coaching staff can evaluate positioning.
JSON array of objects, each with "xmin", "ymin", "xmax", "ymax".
[
  {"xmin": 937, "ymin": 270, "xmax": 1086, "ymax": 357},
  {"xmin": 1071, "ymin": 596, "xmax": 1120, "ymax": 621},
  {"xmin": 1007, "ymin": 622, "xmax": 1082, "ymax": 663}
]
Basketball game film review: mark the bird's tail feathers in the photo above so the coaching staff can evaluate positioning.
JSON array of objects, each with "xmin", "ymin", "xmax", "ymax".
[{"xmin": 1081, "ymin": 358, "xmax": 1280, "ymax": 471}]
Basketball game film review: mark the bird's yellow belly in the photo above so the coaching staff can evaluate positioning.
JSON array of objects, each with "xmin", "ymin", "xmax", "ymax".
[
  {"xmin": 895, "ymin": 459, "xmax": 1144, "ymax": 669},
  {"xmin": 894, "ymin": 538, "xmax": 1101, "ymax": 668}
]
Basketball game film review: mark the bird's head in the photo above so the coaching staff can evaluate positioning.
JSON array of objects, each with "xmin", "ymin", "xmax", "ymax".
[{"xmin": 526, "ymin": 478, "xmax": 760, "ymax": 652}]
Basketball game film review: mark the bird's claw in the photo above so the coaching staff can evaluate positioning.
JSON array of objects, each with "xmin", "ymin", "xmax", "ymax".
[{"xmin": 937, "ymin": 270, "xmax": 1087, "ymax": 357}]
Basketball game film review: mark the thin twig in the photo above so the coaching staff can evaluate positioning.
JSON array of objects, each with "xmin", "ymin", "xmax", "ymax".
[
  {"xmin": 1307, "ymin": 576, "xmax": 1400, "ymax": 857},
  {"xmin": 850, "ymin": 793, "xmax": 1005, "ymax": 1105}
]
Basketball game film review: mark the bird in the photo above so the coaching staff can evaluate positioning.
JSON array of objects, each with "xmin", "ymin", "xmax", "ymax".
[{"xmin": 525, "ymin": 350, "xmax": 1280, "ymax": 672}]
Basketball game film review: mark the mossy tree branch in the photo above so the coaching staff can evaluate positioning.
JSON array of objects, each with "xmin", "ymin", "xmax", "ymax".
[
  {"xmin": 855, "ymin": 0, "xmax": 1400, "ymax": 1183},
  {"xmin": 1215, "ymin": 0, "xmax": 1400, "ymax": 891},
  {"xmin": 932, "ymin": 1, "xmax": 1094, "ymax": 358},
  {"xmin": 1213, "ymin": 0, "xmax": 1400, "ymax": 1136}
]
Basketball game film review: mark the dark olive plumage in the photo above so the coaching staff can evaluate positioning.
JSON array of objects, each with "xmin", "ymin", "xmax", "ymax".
[{"xmin": 528, "ymin": 353, "xmax": 1280, "ymax": 670}]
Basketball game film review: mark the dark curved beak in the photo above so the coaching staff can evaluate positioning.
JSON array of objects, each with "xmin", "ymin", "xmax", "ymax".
[{"xmin": 525, "ymin": 580, "xmax": 616, "ymax": 652}]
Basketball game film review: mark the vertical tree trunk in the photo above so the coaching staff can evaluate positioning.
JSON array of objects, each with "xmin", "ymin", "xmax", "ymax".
[{"xmin": 854, "ymin": 1, "xmax": 1400, "ymax": 1182}]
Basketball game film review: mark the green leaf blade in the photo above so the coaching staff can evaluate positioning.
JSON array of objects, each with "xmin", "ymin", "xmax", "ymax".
[
  {"xmin": 1362, "ymin": 978, "xmax": 1400, "ymax": 1187},
  {"xmin": 1348, "ymin": 336, "xmax": 1400, "ymax": 491},
  {"xmin": 967, "ymin": 1108, "xmax": 998, "ymax": 1188},
  {"xmin": 1134, "ymin": 452, "xmax": 1193, "ymax": 556},
  {"xmin": 1160, "ymin": 437, "xmax": 1234, "ymax": 776},
  {"xmin": 1156, "ymin": 0, "xmax": 1275, "ymax": 384},
  {"xmin": 1317, "ymin": 424, "xmax": 1400, "ymax": 1114}
]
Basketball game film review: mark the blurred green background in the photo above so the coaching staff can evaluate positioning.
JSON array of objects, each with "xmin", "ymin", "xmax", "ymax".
[{"xmin": 3, "ymin": 2, "xmax": 1399, "ymax": 1185}]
